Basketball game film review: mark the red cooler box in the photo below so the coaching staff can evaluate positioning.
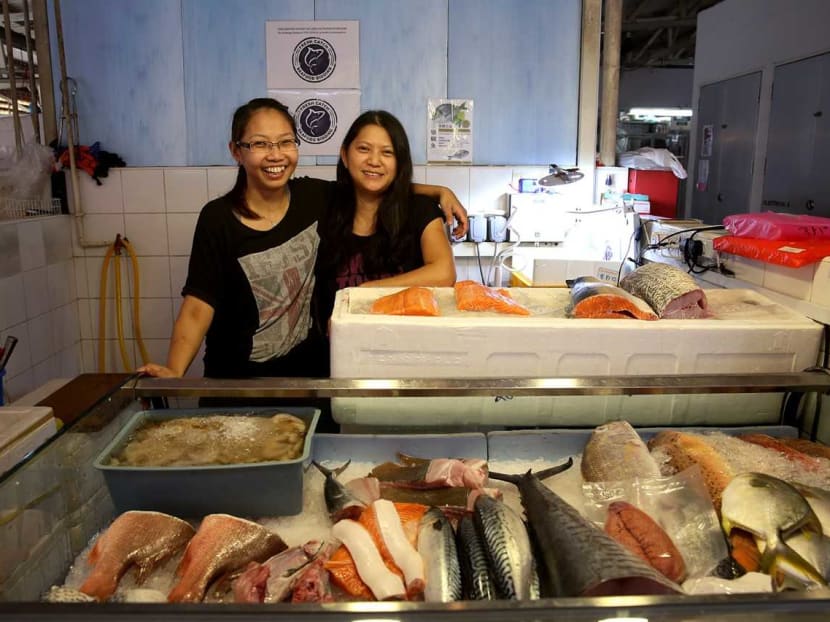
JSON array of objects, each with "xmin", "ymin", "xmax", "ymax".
[{"xmin": 628, "ymin": 169, "xmax": 679, "ymax": 218}]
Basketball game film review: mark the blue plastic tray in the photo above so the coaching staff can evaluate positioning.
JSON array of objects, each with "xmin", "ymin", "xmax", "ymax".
[{"xmin": 95, "ymin": 406, "xmax": 319, "ymax": 518}]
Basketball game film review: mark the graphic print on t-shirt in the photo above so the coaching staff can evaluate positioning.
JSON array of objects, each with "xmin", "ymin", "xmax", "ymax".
[
  {"xmin": 335, "ymin": 252, "xmax": 394, "ymax": 289},
  {"xmin": 237, "ymin": 223, "xmax": 319, "ymax": 362}
]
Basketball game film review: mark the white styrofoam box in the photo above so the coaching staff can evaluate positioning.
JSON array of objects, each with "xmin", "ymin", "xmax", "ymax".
[
  {"xmin": 718, "ymin": 252, "xmax": 765, "ymax": 286},
  {"xmin": 532, "ymin": 259, "xmax": 622, "ymax": 286},
  {"xmin": 810, "ymin": 258, "xmax": 830, "ymax": 307},
  {"xmin": 762, "ymin": 261, "xmax": 816, "ymax": 300},
  {"xmin": 330, "ymin": 287, "xmax": 822, "ymax": 429}
]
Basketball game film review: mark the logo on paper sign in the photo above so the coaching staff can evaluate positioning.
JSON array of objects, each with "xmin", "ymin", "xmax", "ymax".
[
  {"xmin": 295, "ymin": 99, "xmax": 337, "ymax": 144},
  {"xmin": 292, "ymin": 37, "xmax": 336, "ymax": 83}
]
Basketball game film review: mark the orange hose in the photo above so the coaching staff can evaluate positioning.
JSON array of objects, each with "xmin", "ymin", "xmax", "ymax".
[
  {"xmin": 113, "ymin": 251, "xmax": 131, "ymax": 371},
  {"xmin": 97, "ymin": 245, "xmax": 114, "ymax": 372},
  {"xmin": 122, "ymin": 239, "xmax": 149, "ymax": 366}
]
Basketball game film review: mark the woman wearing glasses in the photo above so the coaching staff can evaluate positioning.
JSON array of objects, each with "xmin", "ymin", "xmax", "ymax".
[{"xmin": 139, "ymin": 98, "xmax": 465, "ymax": 383}]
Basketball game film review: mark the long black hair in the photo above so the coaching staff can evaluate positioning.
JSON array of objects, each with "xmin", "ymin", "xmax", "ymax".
[
  {"xmin": 320, "ymin": 110, "xmax": 416, "ymax": 276},
  {"xmin": 224, "ymin": 98, "xmax": 297, "ymax": 220}
]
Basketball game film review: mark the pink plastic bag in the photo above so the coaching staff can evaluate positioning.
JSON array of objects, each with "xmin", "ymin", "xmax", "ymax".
[{"xmin": 723, "ymin": 212, "xmax": 830, "ymax": 241}]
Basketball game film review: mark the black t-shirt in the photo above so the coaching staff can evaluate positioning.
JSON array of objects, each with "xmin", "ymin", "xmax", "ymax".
[
  {"xmin": 314, "ymin": 193, "xmax": 444, "ymax": 326},
  {"xmin": 183, "ymin": 176, "xmax": 334, "ymax": 378}
]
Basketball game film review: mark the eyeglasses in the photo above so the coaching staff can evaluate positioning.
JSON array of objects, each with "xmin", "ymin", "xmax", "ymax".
[{"xmin": 236, "ymin": 138, "xmax": 300, "ymax": 153}]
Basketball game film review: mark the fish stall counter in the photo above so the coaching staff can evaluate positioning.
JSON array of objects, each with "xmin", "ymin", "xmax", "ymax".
[
  {"xmin": 329, "ymin": 285, "xmax": 823, "ymax": 432},
  {"xmin": 2, "ymin": 375, "xmax": 830, "ymax": 620}
]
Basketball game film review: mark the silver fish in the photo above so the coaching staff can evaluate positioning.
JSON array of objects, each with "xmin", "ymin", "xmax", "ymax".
[
  {"xmin": 473, "ymin": 495, "xmax": 534, "ymax": 600},
  {"xmin": 312, "ymin": 460, "xmax": 366, "ymax": 521},
  {"xmin": 417, "ymin": 507, "xmax": 462, "ymax": 602},
  {"xmin": 489, "ymin": 459, "xmax": 682, "ymax": 597},
  {"xmin": 721, "ymin": 472, "xmax": 828, "ymax": 588},
  {"xmin": 619, "ymin": 262, "xmax": 708, "ymax": 318},
  {"xmin": 456, "ymin": 514, "xmax": 497, "ymax": 600},
  {"xmin": 581, "ymin": 420, "xmax": 661, "ymax": 482}
]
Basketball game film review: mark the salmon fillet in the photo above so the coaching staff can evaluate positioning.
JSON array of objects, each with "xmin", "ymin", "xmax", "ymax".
[
  {"xmin": 325, "ymin": 502, "xmax": 428, "ymax": 600},
  {"xmin": 370, "ymin": 287, "xmax": 440, "ymax": 316},
  {"xmin": 454, "ymin": 280, "xmax": 530, "ymax": 315},
  {"xmin": 568, "ymin": 277, "xmax": 657, "ymax": 320}
]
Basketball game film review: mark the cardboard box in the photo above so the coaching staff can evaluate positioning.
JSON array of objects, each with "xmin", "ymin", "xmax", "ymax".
[{"xmin": 329, "ymin": 287, "xmax": 821, "ymax": 430}]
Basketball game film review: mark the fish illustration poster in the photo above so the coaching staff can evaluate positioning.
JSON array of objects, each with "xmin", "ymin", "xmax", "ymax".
[{"xmin": 427, "ymin": 99, "xmax": 473, "ymax": 164}]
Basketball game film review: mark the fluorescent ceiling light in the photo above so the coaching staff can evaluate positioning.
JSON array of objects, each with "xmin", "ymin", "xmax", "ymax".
[{"xmin": 628, "ymin": 107, "xmax": 693, "ymax": 117}]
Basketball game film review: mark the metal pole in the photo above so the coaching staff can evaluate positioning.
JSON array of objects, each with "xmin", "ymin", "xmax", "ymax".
[
  {"xmin": 21, "ymin": 0, "xmax": 40, "ymax": 142},
  {"xmin": 599, "ymin": 0, "xmax": 622, "ymax": 166},
  {"xmin": 1, "ymin": 0, "xmax": 23, "ymax": 152},
  {"xmin": 32, "ymin": 0, "xmax": 56, "ymax": 145}
]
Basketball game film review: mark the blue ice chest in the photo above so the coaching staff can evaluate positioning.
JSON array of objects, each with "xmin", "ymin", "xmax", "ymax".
[{"xmin": 94, "ymin": 406, "xmax": 319, "ymax": 518}]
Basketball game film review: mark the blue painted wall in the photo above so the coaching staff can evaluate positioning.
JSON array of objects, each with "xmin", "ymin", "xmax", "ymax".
[{"xmin": 50, "ymin": 0, "xmax": 581, "ymax": 167}]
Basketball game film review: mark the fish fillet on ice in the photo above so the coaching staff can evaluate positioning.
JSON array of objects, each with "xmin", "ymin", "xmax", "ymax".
[
  {"xmin": 454, "ymin": 280, "xmax": 531, "ymax": 315},
  {"xmin": 167, "ymin": 514, "xmax": 287, "ymax": 602},
  {"xmin": 79, "ymin": 510, "xmax": 195, "ymax": 601},
  {"xmin": 369, "ymin": 287, "xmax": 440, "ymax": 316}
]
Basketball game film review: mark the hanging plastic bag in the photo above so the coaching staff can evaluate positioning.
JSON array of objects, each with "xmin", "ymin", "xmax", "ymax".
[
  {"xmin": 0, "ymin": 142, "xmax": 55, "ymax": 199},
  {"xmin": 618, "ymin": 147, "xmax": 687, "ymax": 179}
]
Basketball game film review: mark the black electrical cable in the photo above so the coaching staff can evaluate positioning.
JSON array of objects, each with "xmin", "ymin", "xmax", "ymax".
[
  {"xmin": 474, "ymin": 241, "xmax": 486, "ymax": 284},
  {"xmin": 644, "ymin": 224, "xmax": 726, "ymax": 251}
]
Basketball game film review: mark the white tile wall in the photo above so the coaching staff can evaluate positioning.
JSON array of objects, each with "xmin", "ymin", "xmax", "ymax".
[
  {"xmin": 122, "ymin": 168, "xmax": 165, "ymax": 213},
  {"xmin": 164, "ymin": 168, "xmax": 208, "ymax": 213}
]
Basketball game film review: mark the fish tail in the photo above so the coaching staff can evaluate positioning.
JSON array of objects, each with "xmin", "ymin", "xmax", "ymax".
[
  {"xmin": 763, "ymin": 537, "xmax": 828, "ymax": 589},
  {"xmin": 488, "ymin": 457, "xmax": 572, "ymax": 486},
  {"xmin": 486, "ymin": 471, "xmax": 520, "ymax": 485},
  {"xmin": 535, "ymin": 458, "xmax": 574, "ymax": 481},
  {"xmin": 311, "ymin": 460, "xmax": 351, "ymax": 478}
]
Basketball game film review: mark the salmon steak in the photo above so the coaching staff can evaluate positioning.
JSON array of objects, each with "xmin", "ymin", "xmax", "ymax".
[
  {"xmin": 79, "ymin": 510, "xmax": 195, "ymax": 601},
  {"xmin": 168, "ymin": 514, "xmax": 287, "ymax": 603},
  {"xmin": 369, "ymin": 287, "xmax": 440, "ymax": 316},
  {"xmin": 567, "ymin": 277, "xmax": 657, "ymax": 320},
  {"xmin": 454, "ymin": 280, "xmax": 530, "ymax": 315}
]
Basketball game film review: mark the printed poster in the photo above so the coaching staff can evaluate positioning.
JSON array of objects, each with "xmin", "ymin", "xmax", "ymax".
[
  {"xmin": 268, "ymin": 90, "xmax": 361, "ymax": 156},
  {"xmin": 427, "ymin": 99, "xmax": 473, "ymax": 163},
  {"xmin": 266, "ymin": 21, "xmax": 360, "ymax": 89}
]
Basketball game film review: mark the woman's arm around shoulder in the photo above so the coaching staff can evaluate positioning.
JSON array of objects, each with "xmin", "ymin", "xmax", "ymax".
[{"xmin": 412, "ymin": 183, "xmax": 468, "ymax": 239}]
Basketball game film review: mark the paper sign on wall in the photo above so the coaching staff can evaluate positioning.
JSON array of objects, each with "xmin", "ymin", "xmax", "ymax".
[
  {"xmin": 269, "ymin": 90, "xmax": 361, "ymax": 156},
  {"xmin": 427, "ymin": 99, "xmax": 473, "ymax": 163},
  {"xmin": 266, "ymin": 21, "xmax": 360, "ymax": 89}
]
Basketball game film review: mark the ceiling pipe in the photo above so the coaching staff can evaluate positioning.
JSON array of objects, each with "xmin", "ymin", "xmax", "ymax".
[{"xmin": 599, "ymin": 0, "xmax": 622, "ymax": 166}]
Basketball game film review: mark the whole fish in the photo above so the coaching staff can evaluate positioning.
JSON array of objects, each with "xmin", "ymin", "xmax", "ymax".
[
  {"xmin": 738, "ymin": 434, "xmax": 825, "ymax": 472},
  {"xmin": 417, "ymin": 507, "xmax": 462, "ymax": 602},
  {"xmin": 581, "ymin": 420, "xmax": 661, "ymax": 481},
  {"xmin": 619, "ymin": 262, "xmax": 708, "ymax": 319},
  {"xmin": 168, "ymin": 514, "xmax": 287, "ymax": 602},
  {"xmin": 473, "ymin": 495, "xmax": 534, "ymax": 600},
  {"xmin": 720, "ymin": 472, "xmax": 827, "ymax": 588},
  {"xmin": 648, "ymin": 430, "xmax": 734, "ymax": 511},
  {"xmin": 312, "ymin": 460, "xmax": 367, "ymax": 521},
  {"xmin": 489, "ymin": 459, "xmax": 682, "ymax": 597},
  {"xmin": 79, "ymin": 510, "xmax": 195, "ymax": 601},
  {"xmin": 793, "ymin": 483, "xmax": 830, "ymax": 535},
  {"xmin": 456, "ymin": 514, "xmax": 497, "ymax": 600},
  {"xmin": 779, "ymin": 438, "xmax": 830, "ymax": 461}
]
